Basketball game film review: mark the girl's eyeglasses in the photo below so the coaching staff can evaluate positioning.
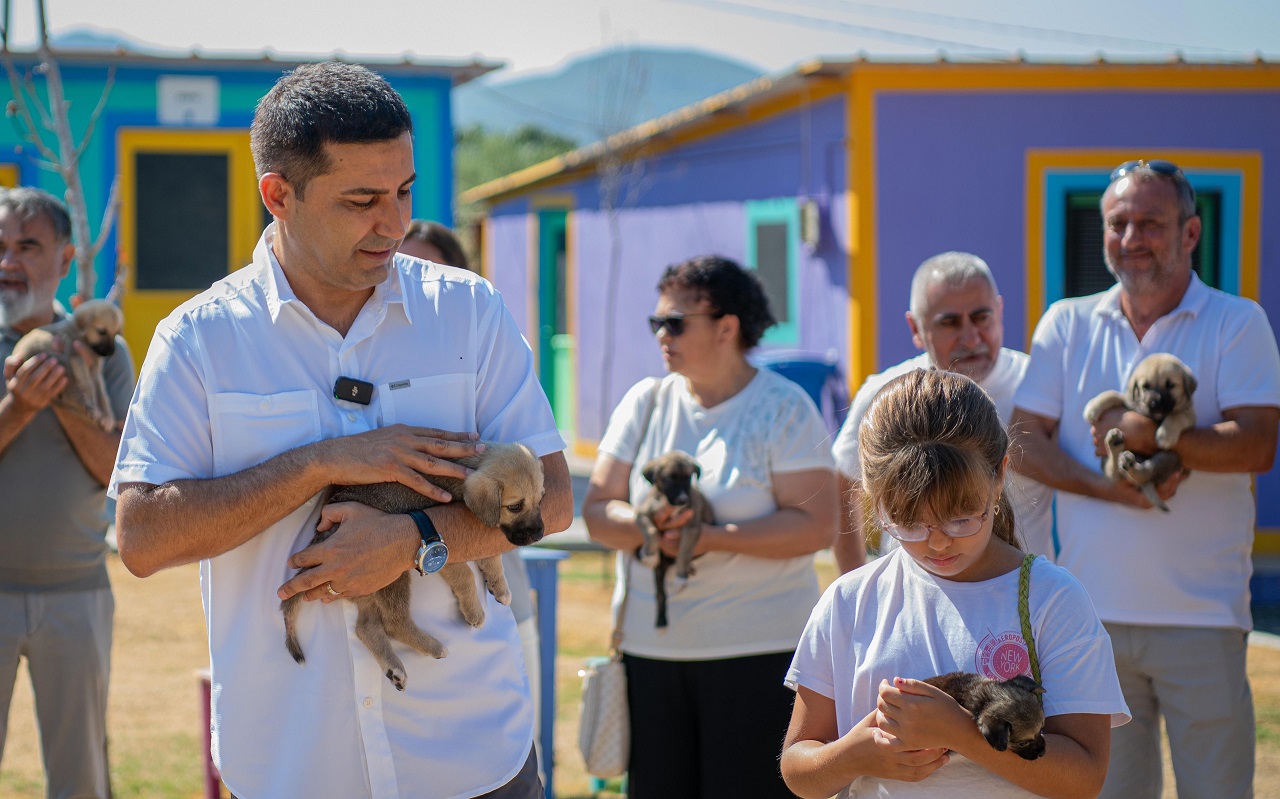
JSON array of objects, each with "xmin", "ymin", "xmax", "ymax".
[
  {"xmin": 879, "ymin": 493, "xmax": 996, "ymax": 542},
  {"xmin": 648, "ymin": 312, "xmax": 722, "ymax": 336}
]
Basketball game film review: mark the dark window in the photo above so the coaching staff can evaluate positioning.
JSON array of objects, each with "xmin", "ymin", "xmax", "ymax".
[
  {"xmin": 135, "ymin": 153, "xmax": 228, "ymax": 291},
  {"xmin": 754, "ymin": 221, "xmax": 790, "ymax": 323},
  {"xmin": 1063, "ymin": 189, "xmax": 1222, "ymax": 298}
]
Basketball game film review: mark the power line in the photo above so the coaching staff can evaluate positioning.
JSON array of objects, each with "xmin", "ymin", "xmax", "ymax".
[
  {"xmin": 671, "ymin": 0, "xmax": 1009, "ymax": 55},
  {"xmin": 801, "ymin": 0, "xmax": 1237, "ymax": 53}
]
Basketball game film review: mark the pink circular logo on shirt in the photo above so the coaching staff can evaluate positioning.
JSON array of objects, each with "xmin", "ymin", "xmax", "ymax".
[{"xmin": 976, "ymin": 631, "xmax": 1031, "ymax": 680}]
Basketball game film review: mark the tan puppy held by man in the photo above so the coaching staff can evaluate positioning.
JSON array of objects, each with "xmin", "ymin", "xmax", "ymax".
[
  {"xmin": 1083, "ymin": 352, "xmax": 1197, "ymax": 512},
  {"xmin": 9, "ymin": 298, "xmax": 123, "ymax": 431},
  {"xmin": 635, "ymin": 450, "xmax": 714, "ymax": 628},
  {"xmin": 281, "ymin": 441, "xmax": 546, "ymax": 691}
]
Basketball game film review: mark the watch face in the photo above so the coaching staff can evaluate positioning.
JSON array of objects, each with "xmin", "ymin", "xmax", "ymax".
[{"xmin": 420, "ymin": 542, "xmax": 449, "ymax": 574}]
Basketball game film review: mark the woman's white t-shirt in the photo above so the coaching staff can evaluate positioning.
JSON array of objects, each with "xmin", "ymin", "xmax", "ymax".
[
  {"xmin": 786, "ymin": 549, "xmax": 1130, "ymax": 798},
  {"xmin": 598, "ymin": 369, "xmax": 835, "ymax": 659}
]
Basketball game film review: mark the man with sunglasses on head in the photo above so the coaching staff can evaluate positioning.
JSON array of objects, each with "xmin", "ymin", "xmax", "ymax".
[
  {"xmin": 1012, "ymin": 160, "xmax": 1280, "ymax": 798},
  {"xmin": 830, "ymin": 251, "xmax": 1055, "ymax": 573}
]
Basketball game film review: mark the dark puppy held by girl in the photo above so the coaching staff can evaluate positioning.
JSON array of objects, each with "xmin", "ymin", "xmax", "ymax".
[{"xmin": 781, "ymin": 369, "xmax": 1130, "ymax": 799}]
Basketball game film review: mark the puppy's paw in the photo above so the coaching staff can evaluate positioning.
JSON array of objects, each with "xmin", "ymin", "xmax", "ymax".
[
  {"xmin": 1106, "ymin": 428, "xmax": 1126, "ymax": 450},
  {"xmin": 1117, "ymin": 450, "xmax": 1138, "ymax": 472},
  {"xmin": 386, "ymin": 667, "xmax": 407, "ymax": 692},
  {"xmin": 1155, "ymin": 425, "xmax": 1180, "ymax": 449},
  {"xmin": 490, "ymin": 583, "xmax": 512, "ymax": 606},
  {"xmin": 460, "ymin": 604, "xmax": 486, "ymax": 629}
]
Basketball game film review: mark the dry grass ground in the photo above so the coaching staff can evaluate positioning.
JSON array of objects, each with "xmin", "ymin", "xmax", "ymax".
[{"xmin": 2, "ymin": 552, "xmax": 1279, "ymax": 797}]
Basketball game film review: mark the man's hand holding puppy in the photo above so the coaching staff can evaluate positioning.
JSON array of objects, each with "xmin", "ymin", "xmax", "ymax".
[{"xmin": 118, "ymin": 425, "xmax": 484, "ymax": 582}]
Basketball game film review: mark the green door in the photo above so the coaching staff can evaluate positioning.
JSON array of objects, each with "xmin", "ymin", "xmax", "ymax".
[{"xmin": 537, "ymin": 209, "xmax": 570, "ymax": 430}]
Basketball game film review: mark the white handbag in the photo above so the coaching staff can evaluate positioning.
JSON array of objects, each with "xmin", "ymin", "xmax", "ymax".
[
  {"xmin": 577, "ymin": 647, "xmax": 629, "ymax": 777},
  {"xmin": 577, "ymin": 551, "xmax": 632, "ymax": 777}
]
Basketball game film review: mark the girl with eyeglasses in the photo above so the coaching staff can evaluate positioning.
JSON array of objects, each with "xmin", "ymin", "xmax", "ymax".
[
  {"xmin": 583, "ymin": 255, "xmax": 838, "ymax": 799},
  {"xmin": 781, "ymin": 368, "xmax": 1129, "ymax": 799}
]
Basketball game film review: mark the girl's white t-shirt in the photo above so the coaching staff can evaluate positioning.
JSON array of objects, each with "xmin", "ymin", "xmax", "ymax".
[
  {"xmin": 598, "ymin": 370, "xmax": 835, "ymax": 659},
  {"xmin": 786, "ymin": 549, "xmax": 1130, "ymax": 798}
]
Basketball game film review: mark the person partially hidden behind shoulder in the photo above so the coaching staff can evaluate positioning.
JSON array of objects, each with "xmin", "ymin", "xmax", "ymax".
[{"xmin": 110, "ymin": 62, "xmax": 573, "ymax": 799}]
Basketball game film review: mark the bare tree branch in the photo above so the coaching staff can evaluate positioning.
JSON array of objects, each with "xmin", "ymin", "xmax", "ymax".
[
  {"xmin": 2, "ymin": 63, "xmax": 58, "ymax": 162},
  {"xmin": 73, "ymin": 63, "xmax": 114, "ymax": 161},
  {"xmin": 1, "ymin": 1, "xmax": 121, "ymax": 300},
  {"xmin": 90, "ymin": 172, "xmax": 120, "ymax": 256},
  {"xmin": 21, "ymin": 69, "xmax": 54, "ymax": 131}
]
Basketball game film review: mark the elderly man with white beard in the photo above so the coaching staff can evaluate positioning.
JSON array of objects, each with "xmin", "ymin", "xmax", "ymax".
[{"xmin": 830, "ymin": 251, "xmax": 1055, "ymax": 572}]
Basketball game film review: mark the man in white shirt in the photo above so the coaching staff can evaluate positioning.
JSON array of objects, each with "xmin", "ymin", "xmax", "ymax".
[
  {"xmin": 830, "ymin": 252, "xmax": 1055, "ymax": 572},
  {"xmin": 1011, "ymin": 159, "xmax": 1280, "ymax": 798},
  {"xmin": 111, "ymin": 62, "xmax": 572, "ymax": 799}
]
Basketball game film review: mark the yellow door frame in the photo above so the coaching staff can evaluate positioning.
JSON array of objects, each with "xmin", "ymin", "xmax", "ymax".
[{"xmin": 117, "ymin": 128, "xmax": 261, "ymax": 365}]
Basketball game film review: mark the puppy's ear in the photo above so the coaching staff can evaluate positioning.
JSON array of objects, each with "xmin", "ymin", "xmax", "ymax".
[
  {"xmin": 641, "ymin": 458, "xmax": 659, "ymax": 486},
  {"xmin": 463, "ymin": 472, "xmax": 503, "ymax": 528},
  {"xmin": 1184, "ymin": 370, "xmax": 1198, "ymax": 398}
]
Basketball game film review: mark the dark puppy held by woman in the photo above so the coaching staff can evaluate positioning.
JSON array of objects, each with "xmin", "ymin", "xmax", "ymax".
[
  {"xmin": 782, "ymin": 369, "xmax": 1131, "ymax": 799},
  {"xmin": 583, "ymin": 255, "xmax": 838, "ymax": 799}
]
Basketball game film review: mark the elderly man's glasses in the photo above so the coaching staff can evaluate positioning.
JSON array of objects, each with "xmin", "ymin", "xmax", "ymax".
[
  {"xmin": 1110, "ymin": 159, "xmax": 1184, "ymax": 182},
  {"xmin": 648, "ymin": 313, "xmax": 722, "ymax": 336},
  {"xmin": 879, "ymin": 493, "xmax": 996, "ymax": 542}
]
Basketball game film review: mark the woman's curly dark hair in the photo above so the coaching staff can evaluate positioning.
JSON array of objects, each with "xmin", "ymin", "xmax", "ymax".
[{"xmin": 656, "ymin": 255, "xmax": 776, "ymax": 350}]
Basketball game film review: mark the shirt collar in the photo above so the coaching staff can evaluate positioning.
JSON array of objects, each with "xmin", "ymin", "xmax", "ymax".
[
  {"xmin": 256, "ymin": 223, "xmax": 406, "ymax": 325},
  {"xmin": 1093, "ymin": 271, "xmax": 1206, "ymax": 322}
]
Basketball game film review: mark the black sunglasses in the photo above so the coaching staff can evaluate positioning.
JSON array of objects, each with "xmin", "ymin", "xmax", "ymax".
[
  {"xmin": 648, "ymin": 313, "xmax": 722, "ymax": 336},
  {"xmin": 1110, "ymin": 159, "xmax": 1183, "ymax": 181}
]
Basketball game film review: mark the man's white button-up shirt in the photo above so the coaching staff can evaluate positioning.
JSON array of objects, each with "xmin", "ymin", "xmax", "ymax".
[{"xmin": 112, "ymin": 226, "xmax": 564, "ymax": 799}]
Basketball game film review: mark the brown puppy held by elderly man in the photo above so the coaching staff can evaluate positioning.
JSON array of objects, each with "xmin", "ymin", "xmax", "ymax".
[{"xmin": 10, "ymin": 298, "xmax": 123, "ymax": 431}]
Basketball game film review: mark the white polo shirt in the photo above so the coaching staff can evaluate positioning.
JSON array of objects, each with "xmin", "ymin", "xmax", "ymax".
[
  {"xmin": 111, "ymin": 227, "xmax": 564, "ymax": 799},
  {"xmin": 1015, "ymin": 275, "xmax": 1280, "ymax": 631},
  {"xmin": 831, "ymin": 349, "xmax": 1056, "ymax": 559}
]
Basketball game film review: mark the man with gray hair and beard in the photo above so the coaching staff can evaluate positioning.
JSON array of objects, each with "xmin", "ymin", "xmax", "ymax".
[
  {"xmin": 0, "ymin": 186, "xmax": 134, "ymax": 797},
  {"xmin": 830, "ymin": 251, "xmax": 1055, "ymax": 573},
  {"xmin": 1012, "ymin": 160, "xmax": 1280, "ymax": 797}
]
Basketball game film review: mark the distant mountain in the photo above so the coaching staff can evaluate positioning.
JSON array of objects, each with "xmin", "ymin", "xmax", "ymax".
[{"xmin": 454, "ymin": 46, "xmax": 764, "ymax": 145}]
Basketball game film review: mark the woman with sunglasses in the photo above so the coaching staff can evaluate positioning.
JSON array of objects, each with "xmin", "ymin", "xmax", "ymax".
[
  {"xmin": 583, "ymin": 255, "xmax": 838, "ymax": 799},
  {"xmin": 782, "ymin": 369, "xmax": 1129, "ymax": 799}
]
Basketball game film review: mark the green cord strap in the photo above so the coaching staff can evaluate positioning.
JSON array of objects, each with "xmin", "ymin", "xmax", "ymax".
[{"xmin": 1018, "ymin": 553, "xmax": 1043, "ymax": 703}]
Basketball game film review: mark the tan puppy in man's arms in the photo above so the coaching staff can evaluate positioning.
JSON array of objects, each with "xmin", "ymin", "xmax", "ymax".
[
  {"xmin": 9, "ymin": 298, "xmax": 123, "ymax": 431},
  {"xmin": 1083, "ymin": 352, "xmax": 1197, "ymax": 512},
  {"xmin": 635, "ymin": 450, "xmax": 714, "ymax": 628},
  {"xmin": 281, "ymin": 441, "xmax": 546, "ymax": 691}
]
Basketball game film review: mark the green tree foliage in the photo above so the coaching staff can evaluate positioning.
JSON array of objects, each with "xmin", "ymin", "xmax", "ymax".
[
  {"xmin": 454, "ymin": 124, "xmax": 577, "ymax": 231},
  {"xmin": 455, "ymin": 123, "xmax": 578, "ymax": 193}
]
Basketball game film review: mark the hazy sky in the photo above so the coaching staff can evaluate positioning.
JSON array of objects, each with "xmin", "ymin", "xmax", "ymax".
[{"xmin": 10, "ymin": 0, "xmax": 1280, "ymax": 78}]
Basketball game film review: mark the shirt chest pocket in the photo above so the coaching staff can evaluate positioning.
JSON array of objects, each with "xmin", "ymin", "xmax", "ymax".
[
  {"xmin": 209, "ymin": 390, "xmax": 321, "ymax": 476},
  {"xmin": 380, "ymin": 373, "xmax": 476, "ymax": 433}
]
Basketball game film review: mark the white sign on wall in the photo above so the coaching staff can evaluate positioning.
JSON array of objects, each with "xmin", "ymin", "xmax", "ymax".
[{"xmin": 157, "ymin": 76, "xmax": 220, "ymax": 126}]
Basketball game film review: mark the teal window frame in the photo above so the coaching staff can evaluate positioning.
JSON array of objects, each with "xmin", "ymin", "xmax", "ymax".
[{"xmin": 745, "ymin": 197, "xmax": 800, "ymax": 345}]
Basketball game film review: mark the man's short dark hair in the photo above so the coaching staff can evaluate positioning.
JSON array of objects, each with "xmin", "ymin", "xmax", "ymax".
[
  {"xmin": 250, "ymin": 61, "xmax": 413, "ymax": 198},
  {"xmin": 0, "ymin": 186, "xmax": 71, "ymax": 242},
  {"xmin": 657, "ymin": 255, "xmax": 776, "ymax": 350}
]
